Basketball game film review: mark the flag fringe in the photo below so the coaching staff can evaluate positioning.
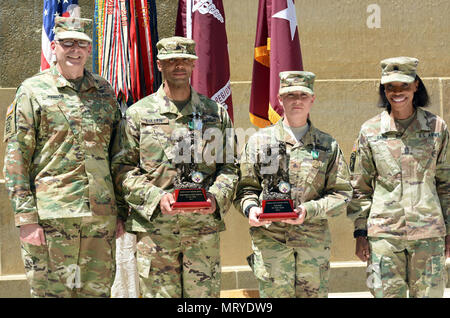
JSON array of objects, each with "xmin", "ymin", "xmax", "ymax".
[
  {"xmin": 254, "ymin": 45, "xmax": 270, "ymax": 68},
  {"xmin": 249, "ymin": 113, "xmax": 271, "ymax": 128},
  {"xmin": 268, "ymin": 104, "xmax": 282, "ymax": 125}
]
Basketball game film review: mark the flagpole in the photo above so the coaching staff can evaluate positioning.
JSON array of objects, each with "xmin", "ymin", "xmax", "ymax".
[{"xmin": 186, "ymin": 0, "xmax": 192, "ymax": 39}]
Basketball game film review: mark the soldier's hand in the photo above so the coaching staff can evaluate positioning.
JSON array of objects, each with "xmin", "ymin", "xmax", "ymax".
[
  {"xmin": 249, "ymin": 206, "xmax": 271, "ymax": 227},
  {"xmin": 355, "ymin": 236, "xmax": 370, "ymax": 262},
  {"xmin": 20, "ymin": 224, "xmax": 46, "ymax": 246},
  {"xmin": 281, "ymin": 206, "xmax": 307, "ymax": 225},
  {"xmin": 445, "ymin": 235, "xmax": 450, "ymax": 258},
  {"xmin": 160, "ymin": 193, "xmax": 177, "ymax": 215},
  {"xmin": 196, "ymin": 192, "xmax": 217, "ymax": 215}
]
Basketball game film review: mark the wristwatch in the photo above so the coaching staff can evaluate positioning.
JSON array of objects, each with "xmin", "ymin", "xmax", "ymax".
[
  {"xmin": 244, "ymin": 204, "xmax": 259, "ymax": 218},
  {"xmin": 353, "ymin": 229, "xmax": 368, "ymax": 238}
]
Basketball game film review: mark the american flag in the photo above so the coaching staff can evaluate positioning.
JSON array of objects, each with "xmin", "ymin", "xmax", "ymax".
[{"xmin": 41, "ymin": 0, "xmax": 80, "ymax": 71}]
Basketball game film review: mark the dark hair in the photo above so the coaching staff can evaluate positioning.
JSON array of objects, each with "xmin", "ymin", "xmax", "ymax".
[{"xmin": 378, "ymin": 75, "xmax": 430, "ymax": 110}]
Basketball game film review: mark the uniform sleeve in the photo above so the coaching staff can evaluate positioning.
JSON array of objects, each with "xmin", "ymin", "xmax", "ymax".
[
  {"xmin": 110, "ymin": 111, "xmax": 168, "ymax": 222},
  {"xmin": 233, "ymin": 135, "xmax": 263, "ymax": 217},
  {"xmin": 302, "ymin": 143, "xmax": 353, "ymax": 220},
  {"xmin": 206, "ymin": 107, "xmax": 239, "ymax": 220},
  {"xmin": 109, "ymin": 104, "xmax": 129, "ymax": 222},
  {"xmin": 435, "ymin": 126, "xmax": 450, "ymax": 235},
  {"xmin": 346, "ymin": 132, "xmax": 376, "ymax": 233},
  {"xmin": 3, "ymin": 85, "xmax": 40, "ymax": 226}
]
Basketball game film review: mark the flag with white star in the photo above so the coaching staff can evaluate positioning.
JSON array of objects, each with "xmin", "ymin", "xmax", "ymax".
[
  {"xmin": 41, "ymin": 0, "xmax": 80, "ymax": 71},
  {"xmin": 249, "ymin": 0, "xmax": 303, "ymax": 128}
]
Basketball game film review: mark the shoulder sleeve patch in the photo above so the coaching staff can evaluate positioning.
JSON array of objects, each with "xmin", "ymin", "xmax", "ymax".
[
  {"xmin": 349, "ymin": 141, "xmax": 358, "ymax": 172},
  {"xmin": 4, "ymin": 100, "xmax": 16, "ymax": 142}
]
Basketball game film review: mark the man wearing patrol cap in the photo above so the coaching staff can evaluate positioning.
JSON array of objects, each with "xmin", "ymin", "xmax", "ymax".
[
  {"xmin": 111, "ymin": 36, "xmax": 238, "ymax": 298},
  {"xmin": 348, "ymin": 57, "xmax": 450, "ymax": 297},
  {"xmin": 3, "ymin": 16, "xmax": 125, "ymax": 297},
  {"xmin": 234, "ymin": 71, "xmax": 352, "ymax": 297}
]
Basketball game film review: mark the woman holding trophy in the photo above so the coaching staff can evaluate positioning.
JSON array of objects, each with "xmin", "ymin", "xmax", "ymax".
[{"xmin": 234, "ymin": 71, "xmax": 353, "ymax": 298}]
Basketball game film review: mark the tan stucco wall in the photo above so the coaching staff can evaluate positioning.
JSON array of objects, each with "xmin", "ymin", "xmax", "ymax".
[
  {"xmin": 225, "ymin": 0, "xmax": 450, "ymax": 81},
  {"xmin": 1, "ymin": 0, "xmax": 449, "ymax": 273},
  {"xmin": 219, "ymin": 0, "xmax": 450, "ymax": 266}
]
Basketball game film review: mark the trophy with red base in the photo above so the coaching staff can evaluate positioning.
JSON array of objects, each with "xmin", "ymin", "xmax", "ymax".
[
  {"xmin": 258, "ymin": 142, "xmax": 298, "ymax": 222},
  {"xmin": 172, "ymin": 165, "xmax": 211, "ymax": 211},
  {"xmin": 172, "ymin": 125, "xmax": 211, "ymax": 211}
]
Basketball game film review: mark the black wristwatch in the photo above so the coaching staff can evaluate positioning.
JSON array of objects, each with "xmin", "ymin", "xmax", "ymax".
[
  {"xmin": 353, "ymin": 230, "xmax": 368, "ymax": 238},
  {"xmin": 244, "ymin": 204, "xmax": 259, "ymax": 218}
]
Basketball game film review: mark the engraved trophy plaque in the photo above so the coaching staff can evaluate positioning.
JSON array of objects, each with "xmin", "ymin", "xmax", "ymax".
[{"xmin": 259, "ymin": 141, "xmax": 298, "ymax": 221}]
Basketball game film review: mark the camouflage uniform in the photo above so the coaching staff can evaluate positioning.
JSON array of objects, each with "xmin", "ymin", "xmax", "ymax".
[
  {"xmin": 234, "ymin": 72, "xmax": 352, "ymax": 298},
  {"xmin": 3, "ymin": 17, "xmax": 122, "ymax": 297},
  {"xmin": 110, "ymin": 37, "xmax": 238, "ymax": 298},
  {"xmin": 348, "ymin": 57, "xmax": 449, "ymax": 298}
]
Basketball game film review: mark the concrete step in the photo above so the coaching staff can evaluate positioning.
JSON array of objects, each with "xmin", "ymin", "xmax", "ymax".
[
  {"xmin": 0, "ymin": 274, "xmax": 30, "ymax": 298},
  {"xmin": 2, "ymin": 261, "xmax": 449, "ymax": 298},
  {"xmin": 220, "ymin": 289, "xmax": 260, "ymax": 298},
  {"xmin": 329, "ymin": 288, "xmax": 450, "ymax": 298},
  {"xmin": 221, "ymin": 260, "xmax": 450, "ymax": 293},
  {"xmin": 221, "ymin": 261, "xmax": 369, "ymax": 293},
  {"xmin": 221, "ymin": 289, "xmax": 450, "ymax": 298}
]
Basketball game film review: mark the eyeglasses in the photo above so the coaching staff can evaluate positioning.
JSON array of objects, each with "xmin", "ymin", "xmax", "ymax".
[{"xmin": 56, "ymin": 39, "xmax": 90, "ymax": 48}]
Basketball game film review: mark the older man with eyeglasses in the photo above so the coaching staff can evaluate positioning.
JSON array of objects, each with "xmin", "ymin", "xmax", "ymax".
[{"xmin": 3, "ymin": 17, "xmax": 125, "ymax": 298}]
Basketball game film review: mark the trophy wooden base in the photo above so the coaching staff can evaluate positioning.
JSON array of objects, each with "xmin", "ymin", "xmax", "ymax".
[
  {"xmin": 259, "ymin": 199, "xmax": 297, "ymax": 221},
  {"xmin": 172, "ymin": 188, "xmax": 211, "ymax": 211}
]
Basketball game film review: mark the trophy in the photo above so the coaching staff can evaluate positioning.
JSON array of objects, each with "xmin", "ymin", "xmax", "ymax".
[
  {"xmin": 172, "ymin": 113, "xmax": 211, "ymax": 211},
  {"xmin": 258, "ymin": 141, "xmax": 298, "ymax": 221}
]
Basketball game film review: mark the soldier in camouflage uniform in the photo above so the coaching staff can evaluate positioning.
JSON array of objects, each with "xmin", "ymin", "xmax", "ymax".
[
  {"xmin": 234, "ymin": 71, "xmax": 352, "ymax": 298},
  {"xmin": 110, "ymin": 36, "xmax": 238, "ymax": 298},
  {"xmin": 348, "ymin": 57, "xmax": 450, "ymax": 298},
  {"xmin": 3, "ymin": 17, "xmax": 124, "ymax": 297}
]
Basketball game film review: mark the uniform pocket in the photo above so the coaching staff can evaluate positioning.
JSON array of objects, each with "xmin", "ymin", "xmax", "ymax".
[
  {"xmin": 425, "ymin": 254, "xmax": 446, "ymax": 286},
  {"xmin": 20, "ymin": 242, "xmax": 49, "ymax": 297},
  {"xmin": 414, "ymin": 142, "xmax": 436, "ymax": 174},
  {"xmin": 370, "ymin": 140, "xmax": 401, "ymax": 177},
  {"xmin": 140, "ymin": 120, "xmax": 174, "ymax": 163},
  {"xmin": 135, "ymin": 239, "xmax": 152, "ymax": 279},
  {"xmin": 305, "ymin": 166, "xmax": 320, "ymax": 185},
  {"xmin": 375, "ymin": 175, "xmax": 400, "ymax": 192},
  {"xmin": 247, "ymin": 251, "xmax": 273, "ymax": 283}
]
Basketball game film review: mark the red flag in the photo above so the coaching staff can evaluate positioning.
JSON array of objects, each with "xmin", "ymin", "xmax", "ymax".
[
  {"xmin": 136, "ymin": 0, "xmax": 155, "ymax": 98},
  {"xmin": 175, "ymin": 0, "xmax": 233, "ymax": 121},
  {"xmin": 249, "ymin": 0, "xmax": 303, "ymax": 128},
  {"xmin": 128, "ymin": 0, "xmax": 140, "ymax": 100}
]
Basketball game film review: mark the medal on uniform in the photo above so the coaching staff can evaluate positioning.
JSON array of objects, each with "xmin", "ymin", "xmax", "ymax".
[
  {"xmin": 312, "ymin": 149, "xmax": 319, "ymax": 159},
  {"xmin": 259, "ymin": 141, "xmax": 297, "ymax": 222}
]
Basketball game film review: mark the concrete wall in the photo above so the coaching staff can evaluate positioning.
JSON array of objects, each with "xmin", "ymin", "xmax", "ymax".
[{"xmin": 0, "ymin": 0, "xmax": 449, "ymax": 278}]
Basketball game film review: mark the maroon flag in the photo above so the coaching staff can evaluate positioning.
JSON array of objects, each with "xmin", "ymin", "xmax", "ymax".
[
  {"xmin": 249, "ymin": 0, "xmax": 303, "ymax": 128},
  {"xmin": 175, "ymin": 0, "xmax": 233, "ymax": 121}
]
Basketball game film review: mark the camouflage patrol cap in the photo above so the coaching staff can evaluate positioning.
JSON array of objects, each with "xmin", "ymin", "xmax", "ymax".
[
  {"xmin": 156, "ymin": 36, "xmax": 198, "ymax": 60},
  {"xmin": 380, "ymin": 56, "xmax": 419, "ymax": 84},
  {"xmin": 279, "ymin": 71, "xmax": 316, "ymax": 95},
  {"xmin": 54, "ymin": 17, "xmax": 92, "ymax": 42}
]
